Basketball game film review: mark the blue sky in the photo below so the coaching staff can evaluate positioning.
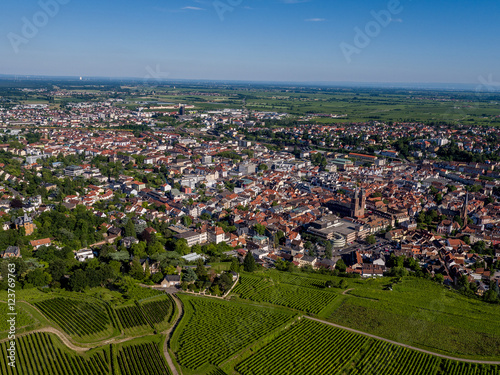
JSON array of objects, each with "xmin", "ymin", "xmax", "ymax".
[{"xmin": 1, "ymin": 0, "xmax": 499, "ymax": 84}]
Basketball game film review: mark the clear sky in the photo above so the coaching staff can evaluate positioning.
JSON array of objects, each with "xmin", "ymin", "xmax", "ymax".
[{"xmin": 1, "ymin": 0, "xmax": 499, "ymax": 85}]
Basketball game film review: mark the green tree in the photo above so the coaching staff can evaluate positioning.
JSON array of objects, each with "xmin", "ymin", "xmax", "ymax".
[
  {"xmin": 124, "ymin": 219, "xmax": 136, "ymax": 238},
  {"xmin": 25, "ymin": 268, "xmax": 52, "ymax": 288},
  {"xmin": 195, "ymin": 258, "xmax": 208, "ymax": 280},
  {"xmin": 253, "ymin": 224, "xmax": 266, "ymax": 236},
  {"xmin": 243, "ymin": 250, "xmax": 257, "ymax": 272},
  {"xmin": 434, "ymin": 273, "xmax": 444, "ymax": 284},
  {"xmin": 69, "ymin": 269, "xmax": 87, "ymax": 292},
  {"xmin": 175, "ymin": 239, "xmax": 190, "ymax": 255},
  {"xmin": 48, "ymin": 259, "xmax": 67, "ymax": 283},
  {"xmin": 151, "ymin": 272, "xmax": 164, "ymax": 284},
  {"xmin": 130, "ymin": 258, "xmax": 145, "ymax": 280},
  {"xmin": 366, "ymin": 235, "xmax": 376, "ymax": 245},
  {"xmin": 182, "ymin": 215, "xmax": 192, "ymax": 227},
  {"xmin": 230, "ymin": 257, "xmax": 240, "ymax": 272},
  {"xmin": 182, "ymin": 268, "xmax": 197, "ymax": 282},
  {"xmin": 335, "ymin": 259, "xmax": 347, "ymax": 273}
]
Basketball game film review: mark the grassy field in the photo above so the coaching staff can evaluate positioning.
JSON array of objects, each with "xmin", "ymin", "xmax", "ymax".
[{"xmin": 326, "ymin": 277, "xmax": 500, "ymax": 359}]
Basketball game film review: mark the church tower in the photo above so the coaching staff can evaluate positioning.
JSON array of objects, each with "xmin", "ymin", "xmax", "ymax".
[
  {"xmin": 461, "ymin": 191, "xmax": 469, "ymax": 228},
  {"xmin": 351, "ymin": 188, "xmax": 366, "ymax": 218}
]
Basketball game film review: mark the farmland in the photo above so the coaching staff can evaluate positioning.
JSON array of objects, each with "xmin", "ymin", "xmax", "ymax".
[
  {"xmin": 115, "ymin": 304, "xmax": 149, "ymax": 331},
  {"xmin": 0, "ymin": 302, "xmax": 36, "ymax": 332},
  {"xmin": 116, "ymin": 340, "xmax": 171, "ymax": 375},
  {"xmin": 115, "ymin": 295, "xmax": 176, "ymax": 334},
  {"xmin": 171, "ymin": 294, "xmax": 297, "ymax": 371},
  {"xmin": 0, "ymin": 332, "xmax": 109, "ymax": 375},
  {"xmin": 235, "ymin": 319, "xmax": 500, "ymax": 375},
  {"xmin": 0, "ymin": 288, "xmax": 497, "ymax": 374},
  {"xmin": 230, "ymin": 270, "xmax": 500, "ymax": 359},
  {"xmin": 327, "ymin": 277, "xmax": 500, "ymax": 358},
  {"xmin": 231, "ymin": 274, "xmax": 338, "ymax": 314},
  {"xmin": 34, "ymin": 298, "xmax": 115, "ymax": 341}
]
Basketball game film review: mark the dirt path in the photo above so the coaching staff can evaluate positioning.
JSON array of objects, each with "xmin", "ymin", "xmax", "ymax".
[
  {"xmin": 223, "ymin": 273, "xmax": 239, "ymax": 298},
  {"xmin": 11, "ymin": 301, "xmax": 156, "ymax": 350},
  {"xmin": 17, "ymin": 326, "xmax": 89, "ymax": 352},
  {"xmin": 162, "ymin": 294, "xmax": 184, "ymax": 375},
  {"xmin": 305, "ymin": 316, "xmax": 500, "ymax": 365},
  {"xmin": 342, "ymin": 288, "xmax": 354, "ymax": 295}
]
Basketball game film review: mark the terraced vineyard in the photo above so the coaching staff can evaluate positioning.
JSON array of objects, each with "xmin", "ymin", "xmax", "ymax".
[
  {"xmin": 206, "ymin": 368, "xmax": 228, "ymax": 375},
  {"xmin": 0, "ymin": 332, "xmax": 108, "ymax": 375},
  {"xmin": 232, "ymin": 275, "xmax": 337, "ymax": 314},
  {"xmin": 236, "ymin": 319, "xmax": 370, "ymax": 375},
  {"xmin": 351, "ymin": 338, "xmax": 441, "ymax": 374},
  {"xmin": 441, "ymin": 360, "xmax": 500, "ymax": 375},
  {"xmin": 115, "ymin": 305, "xmax": 149, "ymax": 330},
  {"xmin": 140, "ymin": 295, "xmax": 175, "ymax": 326},
  {"xmin": 173, "ymin": 295, "xmax": 296, "ymax": 370},
  {"xmin": 269, "ymin": 271, "xmax": 328, "ymax": 288},
  {"xmin": 34, "ymin": 298, "xmax": 112, "ymax": 338},
  {"xmin": 117, "ymin": 342, "xmax": 171, "ymax": 375},
  {"xmin": 236, "ymin": 318, "xmax": 500, "ymax": 375},
  {"xmin": 126, "ymin": 286, "xmax": 164, "ymax": 301},
  {"xmin": 116, "ymin": 295, "xmax": 175, "ymax": 331}
]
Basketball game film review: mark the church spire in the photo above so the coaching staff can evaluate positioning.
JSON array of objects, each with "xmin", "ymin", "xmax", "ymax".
[{"xmin": 462, "ymin": 191, "xmax": 469, "ymax": 228}]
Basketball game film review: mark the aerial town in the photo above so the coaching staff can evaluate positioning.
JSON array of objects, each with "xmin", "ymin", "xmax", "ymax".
[{"xmin": 1, "ymin": 87, "xmax": 499, "ymax": 304}]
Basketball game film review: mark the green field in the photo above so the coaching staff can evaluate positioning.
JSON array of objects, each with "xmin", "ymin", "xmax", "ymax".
[
  {"xmin": 230, "ymin": 270, "xmax": 500, "ymax": 359},
  {"xmin": 235, "ymin": 319, "xmax": 500, "ymax": 375},
  {"xmin": 34, "ymin": 297, "xmax": 116, "ymax": 342},
  {"xmin": 231, "ymin": 273, "xmax": 339, "ymax": 314},
  {"xmin": 0, "ymin": 332, "xmax": 109, "ymax": 375},
  {"xmin": 116, "ymin": 339, "xmax": 171, "ymax": 375},
  {"xmin": 328, "ymin": 277, "xmax": 500, "ymax": 358},
  {"xmin": 172, "ymin": 294, "xmax": 297, "ymax": 371},
  {"xmin": 0, "ymin": 302, "xmax": 36, "ymax": 332}
]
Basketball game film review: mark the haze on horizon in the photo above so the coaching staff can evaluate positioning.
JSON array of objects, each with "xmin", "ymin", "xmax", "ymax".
[{"xmin": 1, "ymin": 0, "xmax": 499, "ymax": 85}]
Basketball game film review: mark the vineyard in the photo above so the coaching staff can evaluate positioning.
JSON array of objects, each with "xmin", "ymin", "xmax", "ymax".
[
  {"xmin": 268, "ymin": 270, "xmax": 328, "ymax": 288},
  {"xmin": 115, "ymin": 304, "xmax": 149, "ymax": 330},
  {"xmin": 116, "ymin": 295, "xmax": 176, "ymax": 332},
  {"xmin": 34, "ymin": 298, "xmax": 113, "ymax": 339},
  {"xmin": 126, "ymin": 286, "xmax": 164, "ymax": 301},
  {"xmin": 173, "ymin": 295, "xmax": 296, "ymax": 370},
  {"xmin": 235, "ymin": 318, "xmax": 500, "ymax": 375},
  {"xmin": 236, "ymin": 318, "xmax": 370, "ymax": 375},
  {"xmin": 141, "ymin": 295, "xmax": 175, "ymax": 326},
  {"xmin": 206, "ymin": 368, "xmax": 228, "ymax": 375},
  {"xmin": 0, "ymin": 332, "xmax": 108, "ymax": 375},
  {"xmin": 232, "ymin": 275, "xmax": 337, "ymax": 314},
  {"xmin": 441, "ymin": 359, "xmax": 500, "ymax": 375},
  {"xmin": 117, "ymin": 342, "xmax": 171, "ymax": 375}
]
